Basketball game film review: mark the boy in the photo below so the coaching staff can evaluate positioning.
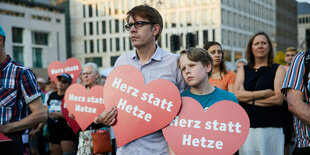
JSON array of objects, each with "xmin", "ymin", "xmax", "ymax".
[{"xmin": 178, "ymin": 48, "xmax": 238, "ymax": 109}]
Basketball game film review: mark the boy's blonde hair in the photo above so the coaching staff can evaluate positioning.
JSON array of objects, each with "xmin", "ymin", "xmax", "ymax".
[{"xmin": 178, "ymin": 48, "xmax": 213, "ymax": 78}]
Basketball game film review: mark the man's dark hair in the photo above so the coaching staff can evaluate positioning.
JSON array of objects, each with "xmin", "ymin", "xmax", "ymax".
[{"xmin": 126, "ymin": 5, "xmax": 163, "ymax": 41}]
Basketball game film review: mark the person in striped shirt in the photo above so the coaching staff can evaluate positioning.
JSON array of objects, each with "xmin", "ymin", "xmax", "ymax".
[
  {"xmin": 0, "ymin": 25, "xmax": 47, "ymax": 154},
  {"xmin": 282, "ymin": 51, "xmax": 310, "ymax": 154}
]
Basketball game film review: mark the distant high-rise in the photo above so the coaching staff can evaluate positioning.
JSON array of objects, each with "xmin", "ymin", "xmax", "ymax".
[
  {"xmin": 298, "ymin": 2, "xmax": 310, "ymax": 50},
  {"xmin": 275, "ymin": 0, "xmax": 297, "ymax": 52},
  {"xmin": 70, "ymin": 0, "xmax": 278, "ymax": 70}
]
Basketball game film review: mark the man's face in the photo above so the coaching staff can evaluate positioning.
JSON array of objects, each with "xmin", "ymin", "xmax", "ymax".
[
  {"xmin": 127, "ymin": 15, "xmax": 158, "ymax": 49},
  {"xmin": 285, "ymin": 51, "xmax": 297, "ymax": 65},
  {"xmin": 82, "ymin": 65, "xmax": 98, "ymax": 87}
]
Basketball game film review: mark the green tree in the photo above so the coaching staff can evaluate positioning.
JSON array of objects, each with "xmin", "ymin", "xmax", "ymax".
[{"xmin": 274, "ymin": 51, "xmax": 286, "ymax": 65}]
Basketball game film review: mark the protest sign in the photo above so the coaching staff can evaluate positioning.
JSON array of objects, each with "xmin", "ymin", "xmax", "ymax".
[
  {"xmin": 61, "ymin": 99, "xmax": 80, "ymax": 133},
  {"xmin": 163, "ymin": 97, "xmax": 249, "ymax": 155},
  {"xmin": 64, "ymin": 84, "xmax": 105, "ymax": 131},
  {"xmin": 0, "ymin": 132, "xmax": 10, "ymax": 142},
  {"xmin": 48, "ymin": 58, "xmax": 81, "ymax": 83},
  {"xmin": 104, "ymin": 65, "xmax": 182, "ymax": 147}
]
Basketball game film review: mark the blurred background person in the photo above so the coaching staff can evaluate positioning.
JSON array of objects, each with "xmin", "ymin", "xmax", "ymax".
[
  {"xmin": 284, "ymin": 47, "xmax": 298, "ymax": 72},
  {"xmin": 282, "ymin": 47, "xmax": 298, "ymax": 155},
  {"xmin": 204, "ymin": 41, "xmax": 235, "ymax": 93},
  {"xmin": 77, "ymin": 63, "xmax": 115, "ymax": 155},
  {"xmin": 234, "ymin": 32, "xmax": 286, "ymax": 155},
  {"xmin": 235, "ymin": 58, "xmax": 248, "ymax": 72},
  {"xmin": 46, "ymin": 73, "xmax": 77, "ymax": 155}
]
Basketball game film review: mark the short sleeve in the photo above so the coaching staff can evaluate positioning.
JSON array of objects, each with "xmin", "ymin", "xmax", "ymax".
[
  {"xmin": 19, "ymin": 69, "xmax": 41, "ymax": 104},
  {"xmin": 281, "ymin": 52, "xmax": 305, "ymax": 95}
]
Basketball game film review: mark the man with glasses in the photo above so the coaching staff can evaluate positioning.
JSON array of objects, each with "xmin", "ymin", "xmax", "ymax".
[
  {"xmin": 0, "ymin": 25, "xmax": 47, "ymax": 154},
  {"xmin": 96, "ymin": 5, "xmax": 187, "ymax": 155}
]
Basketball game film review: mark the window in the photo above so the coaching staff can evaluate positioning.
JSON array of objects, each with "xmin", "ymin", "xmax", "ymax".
[
  {"xmin": 123, "ymin": 37, "xmax": 126, "ymax": 51},
  {"xmin": 212, "ymin": 29, "xmax": 215, "ymax": 41},
  {"xmin": 102, "ymin": 21, "xmax": 106, "ymax": 34},
  {"xmin": 129, "ymin": 37, "xmax": 133, "ymax": 50},
  {"xmin": 89, "ymin": 4, "xmax": 92, "ymax": 17},
  {"xmin": 83, "ymin": 5, "xmax": 86, "ymax": 18},
  {"xmin": 84, "ymin": 40, "xmax": 87, "ymax": 53},
  {"xmin": 115, "ymin": 19, "xmax": 119, "ymax": 33},
  {"xmin": 110, "ymin": 38, "xmax": 113, "ymax": 51},
  {"xmin": 12, "ymin": 27, "xmax": 23, "ymax": 43},
  {"xmin": 109, "ymin": 20, "xmax": 112, "ymax": 33},
  {"xmin": 97, "ymin": 39, "xmax": 100, "ymax": 52},
  {"xmin": 84, "ymin": 22, "xmax": 86, "ymax": 36},
  {"xmin": 110, "ymin": 56, "xmax": 119, "ymax": 66},
  {"xmin": 203, "ymin": 30, "xmax": 208, "ymax": 45},
  {"xmin": 96, "ymin": 22, "xmax": 99, "ymax": 35},
  {"xmin": 32, "ymin": 48, "xmax": 42, "ymax": 68},
  {"xmin": 13, "ymin": 46, "xmax": 24, "ymax": 65},
  {"xmin": 116, "ymin": 38, "xmax": 120, "ymax": 51},
  {"xmin": 90, "ymin": 40, "xmax": 94, "ymax": 53},
  {"xmin": 89, "ymin": 22, "xmax": 93, "ymax": 35},
  {"xmin": 102, "ymin": 39, "xmax": 107, "ymax": 52},
  {"xmin": 32, "ymin": 32, "xmax": 48, "ymax": 45},
  {"xmin": 85, "ymin": 57, "xmax": 102, "ymax": 67}
]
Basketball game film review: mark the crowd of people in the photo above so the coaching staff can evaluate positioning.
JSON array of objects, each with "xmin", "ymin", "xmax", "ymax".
[{"xmin": 0, "ymin": 4, "xmax": 309, "ymax": 155}]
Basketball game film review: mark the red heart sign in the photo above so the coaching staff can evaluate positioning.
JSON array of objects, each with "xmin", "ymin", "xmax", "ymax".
[
  {"xmin": 163, "ymin": 97, "xmax": 249, "ymax": 155},
  {"xmin": 104, "ymin": 65, "xmax": 182, "ymax": 147},
  {"xmin": 61, "ymin": 99, "xmax": 80, "ymax": 134},
  {"xmin": 0, "ymin": 132, "xmax": 10, "ymax": 142},
  {"xmin": 64, "ymin": 84, "xmax": 105, "ymax": 131},
  {"xmin": 48, "ymin": 58, "xmax": 81, "ymax": 83}
]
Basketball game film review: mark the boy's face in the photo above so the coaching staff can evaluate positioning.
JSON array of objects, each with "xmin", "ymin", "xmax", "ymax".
[
  {"xmin": 179, "ymin": 54, "xmax": 211, "ymax": 87},
  {"xmin": 285, "ymin": 51, "xmax": 297, "ymax": 65}
]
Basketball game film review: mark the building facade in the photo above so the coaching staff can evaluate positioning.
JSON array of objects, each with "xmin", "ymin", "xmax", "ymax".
[
  {"xmin": 298, "ymin": 2, "xmax": 310, "ymax": 51},
  {"xmin": 275, "ymin": 0, "xmax": 297, "ymax": 52},
  {"xmin": 0, "ymin": 0, "xmax": 66, "ymax": 69},
  {"xmin": 70, "ymin": 0, "xmax": 277, "ymax": 70}
]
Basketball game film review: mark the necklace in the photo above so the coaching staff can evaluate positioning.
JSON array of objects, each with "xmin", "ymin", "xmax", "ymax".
[{"xmin": 211, "ymin": 72, "xmax": 221, "ymax": 78}]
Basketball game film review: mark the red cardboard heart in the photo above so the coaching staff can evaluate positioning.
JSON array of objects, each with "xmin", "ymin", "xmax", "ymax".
[
  {"xmin": 64, "ymin": 84, "xmax": 105, "ymax": 131},
  {"xmin": 0, "ymin": 132, "xmax": 10, "ymax": 142},
  {"xmin": 48, "ymin": 58, "xmax": 81, "ymax": 83},
  {"xmin": 104, "ymin": 65, "xmax": 182, "ymax": 147},
  {"xmin": 163, "ymin": 97, "xmax": 249, "ymax": 155},
  {"xmin": 61, "ymin": 99, "xmax": 80, "ymax": 134}
]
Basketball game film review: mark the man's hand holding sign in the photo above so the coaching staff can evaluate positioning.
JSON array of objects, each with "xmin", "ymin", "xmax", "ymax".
[{"xmin": 101, "ymin": 65, "xmax": 182, "ymax": 147}]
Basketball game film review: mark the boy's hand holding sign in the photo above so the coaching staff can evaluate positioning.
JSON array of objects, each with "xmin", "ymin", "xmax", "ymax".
[{"xmin": 163, "ymin": 97, "xmax": 250, "ymax": 155}]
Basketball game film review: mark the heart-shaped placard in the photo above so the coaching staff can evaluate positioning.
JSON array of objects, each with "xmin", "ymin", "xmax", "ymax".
[
  {"xmin": 0, "ymin": 132, "xmax": 10, "ymax": 142},
  {"xmin": 104, "ymin": 65, "xmax": 182, "ymax": 147},
  {"xmin": 48, "ymin": 58, "xmax": 81, "ymax": 83},
  {"xmin": 163, "ymin": 97, "xmax": 249, "ymax": 155},
  {"xmin": 64, "ymin": 84, "xmax": 105, "ymax": 131},
  {"xmin": 61, "ymin": 99, "xmax": 80, "ymax": 134}
]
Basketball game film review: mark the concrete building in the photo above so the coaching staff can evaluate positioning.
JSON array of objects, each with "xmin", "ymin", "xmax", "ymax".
[
  {"xmin": 0, "ymin": 0, "xmax": 66, "ymax": 70},
  {"xmin": 298, "ymin": 2, "xmax": 310, "ymax": 51},
  {"xmin": 70, "ymin": 0, "xmax": 278, "ymax": 70},
  {"xmin": 275, "ymin": 0, "xmax": 297, "ymax": 52}
]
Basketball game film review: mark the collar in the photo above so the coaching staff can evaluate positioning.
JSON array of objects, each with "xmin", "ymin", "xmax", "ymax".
[
  {"xmin": 0, "ymin": 55, "xmax": 11, "ymax": 70},
  {"xmin": 130, "ymin": 44, "xmax": 162, "ymax": 62}
]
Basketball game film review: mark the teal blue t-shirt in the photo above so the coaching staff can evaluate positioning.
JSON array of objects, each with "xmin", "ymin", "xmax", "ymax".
[{"xmin": 181, "ymin": 87, "xmax": 238, "ymax": 109}]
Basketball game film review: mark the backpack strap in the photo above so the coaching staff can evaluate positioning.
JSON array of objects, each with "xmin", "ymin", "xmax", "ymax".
[{"xmin": 303, "ymin": 49, "xmax": 310, "ymax": 96}]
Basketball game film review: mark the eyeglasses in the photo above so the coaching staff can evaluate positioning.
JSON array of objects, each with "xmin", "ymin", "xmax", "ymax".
[{"xmin": 124, "ymin": 21, "xmax": 156, "ymax": 31}]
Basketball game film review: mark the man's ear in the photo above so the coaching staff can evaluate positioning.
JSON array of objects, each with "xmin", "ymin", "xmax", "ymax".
[{"xmin": 153, "ymin": 24, "xmax": 160, "ymax": 36}]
